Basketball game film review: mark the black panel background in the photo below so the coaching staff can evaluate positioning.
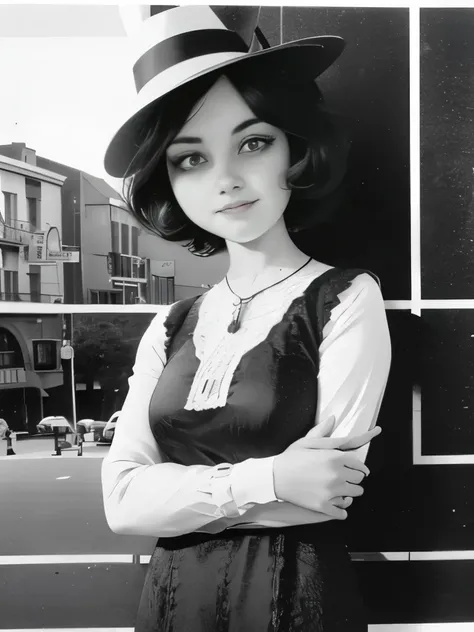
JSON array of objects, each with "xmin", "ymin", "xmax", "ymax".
[
  {"xmin": 284, "ymin": 8, "xmax": 411, "ymax": 300},
  {"xmin": 421, "ymin": 9, "xmax": 474, "ymax": 299}
]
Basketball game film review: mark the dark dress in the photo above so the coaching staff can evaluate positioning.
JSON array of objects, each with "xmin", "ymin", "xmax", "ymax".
[{"xmin": 135, "ymin": 268, "xmax": 372, "ymax": 632}]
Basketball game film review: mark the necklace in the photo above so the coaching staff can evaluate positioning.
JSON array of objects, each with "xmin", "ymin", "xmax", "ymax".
[{"xmin": 225, "ymin": 256, "xmax": 313, "ymax": 334}]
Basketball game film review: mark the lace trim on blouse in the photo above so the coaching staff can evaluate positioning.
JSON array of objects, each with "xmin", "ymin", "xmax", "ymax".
[{"xmin": 184, "ymin": 262, "xmax": 332, "ymax": 411}]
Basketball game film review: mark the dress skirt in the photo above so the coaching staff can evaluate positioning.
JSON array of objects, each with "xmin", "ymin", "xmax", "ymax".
[{"xmin": 135, "ymin": 522, "xmax": 367, "ymax": 632}]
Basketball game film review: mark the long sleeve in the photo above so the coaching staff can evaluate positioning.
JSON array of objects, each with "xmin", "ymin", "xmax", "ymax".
[
  {"xmin": 101, "ymin": 305, "xmax": 276, "ymax": 538},
  {"xmin": 101, "ymin": 272, "xmax": 391, "ymax": 537},
  {"xmin": 316, "ymin": 272, "xmax": 391, "ymax": 460},
  {"xmin": 222, "ymin": 272, "xmax": 392, "ymax": 529}
]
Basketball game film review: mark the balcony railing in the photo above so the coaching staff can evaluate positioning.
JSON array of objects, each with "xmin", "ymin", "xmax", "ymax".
[
  {"xmin": 0, "ymin": 224, "xmax": 31, "ymax": 244},
  {"xmin": 0, "ymin": 292, "xmax": 63, "ymax": 303},
  {"xmin": 109, "ymin": 252, "xmax": 146, "ymax": 280},
  {"xmin": 0, "ymin": 218, "xmax": 34, "ymax": 244}
]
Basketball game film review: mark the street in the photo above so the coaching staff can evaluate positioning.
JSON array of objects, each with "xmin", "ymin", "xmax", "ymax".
[
  {"xmin": 0, "ymin": 449, "xmax": 156, "ymax": 628},
  {"xmin": 0, "ymin": 453, "xmax": 156, "ymax": 555}
]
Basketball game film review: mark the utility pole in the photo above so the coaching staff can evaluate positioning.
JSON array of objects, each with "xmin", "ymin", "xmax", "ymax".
[{"xmin": 60, "ymin": 313, "xmax": 77, "ymax": 435}]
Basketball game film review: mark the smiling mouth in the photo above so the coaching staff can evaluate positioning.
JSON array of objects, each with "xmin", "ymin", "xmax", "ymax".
[{"xmin": 217, "ymin": 200, "xmax": 258, "ymax": 214}]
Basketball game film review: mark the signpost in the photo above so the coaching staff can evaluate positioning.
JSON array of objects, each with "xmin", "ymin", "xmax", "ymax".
[{"xmin": 42, "ymin": 416, "xmax": 81, "ymax": 457}]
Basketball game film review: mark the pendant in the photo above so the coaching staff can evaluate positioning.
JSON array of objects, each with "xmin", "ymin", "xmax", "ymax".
[{"xmin": 227, "ymin": 300, "xmax": 243, "ymax": 334}]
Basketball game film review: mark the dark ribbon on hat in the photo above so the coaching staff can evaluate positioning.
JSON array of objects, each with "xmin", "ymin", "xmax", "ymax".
[{"xmin": 133, "ymin": 29, "xmax": 248, "ymax": 93}]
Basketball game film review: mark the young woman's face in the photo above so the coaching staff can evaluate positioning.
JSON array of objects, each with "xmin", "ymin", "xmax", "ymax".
[{"xmin": 166, "ymin": 75, "xmax": 291, "ymax": 244}]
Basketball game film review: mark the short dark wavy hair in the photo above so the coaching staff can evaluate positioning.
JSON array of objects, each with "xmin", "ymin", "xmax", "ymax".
[{"xmin": 122, "ymin": 56, "xmax": 350, "ymax": 256}]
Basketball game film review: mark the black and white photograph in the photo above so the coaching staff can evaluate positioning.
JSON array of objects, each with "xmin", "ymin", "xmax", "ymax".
[
  {"xmin": 0, "ymin": 3, "xmax": 473, "ymax": 632},
  {"xmin": 0, "ymin": 4, "xmax": 409, "ymax": 306}
]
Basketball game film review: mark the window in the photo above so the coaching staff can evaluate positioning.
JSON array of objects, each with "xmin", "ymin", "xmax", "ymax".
[
  {"xmin": 29, "ymin": 266, "xmax": 41, "ymax": 301},
  {"xmin": 121, "ymin": 223, "xmax": 130, "ymax": 255},
  {"xmin": 0, "ymin": 328, "xmax": 23, "ymax": 368},
  {"xmin": 2, "ymin": 271, "xmax": 19, "ymax": 301},
  {"xmin": 131, "ymin": 226, "xmax": 139, "ymax": 256},
  {"xmin": 90, "ymin": 290, "xmax": 121, "ymax": 304},
  {"xmin": 111, "ymin": 220, "xmax": 139, "ymax": 257},
  {"xmin": 0, "ymin": 351, "xmax": 17, "ymax": 368},
  {"xmin": 132, "ymin": 256, "xmax": 145, "ymax": 279},
  {"xmin": 3, "ymin": 192, "xmax": 18, "ymax": 225},
  {"xmin": 123, "ymin": 285, "xmax": 138, "ymax": 305},
  {"xmin": 27, "ymin": 198, "xmax": 38, "ymax": 231},
  {"xmin": 32, "ymin": 340, "xmax": 59, "ymax": 371},
  {"xmin": 153, "ymin": 275, "xmax": 175, "ymax": 304},
  {"xmin": 111, "ymin": 221, "xmax": 120, "ymax": 253},
  {"xmin": 108, "ymin": 251, "xmax": 145, "ymax": 279},
  {"xmin": 121, "ymin": 256, "xmax": 132, "ymax": 278}
]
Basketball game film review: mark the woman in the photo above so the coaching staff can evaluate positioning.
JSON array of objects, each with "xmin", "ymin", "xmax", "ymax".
[{"xmin": 101, "ymin": 6, "xmax": 391, "ymax": 631}]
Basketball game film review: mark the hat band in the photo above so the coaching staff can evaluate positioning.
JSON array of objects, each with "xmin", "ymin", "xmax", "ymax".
[{"xmin": 133, "ymin": 29, "xmax": 248, "ymax": 93}]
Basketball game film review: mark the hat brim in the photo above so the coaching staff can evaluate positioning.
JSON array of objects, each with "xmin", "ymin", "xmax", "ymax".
[{"xmin": 104, "ymin": 35, "xmax": 345, "ymax": 178}]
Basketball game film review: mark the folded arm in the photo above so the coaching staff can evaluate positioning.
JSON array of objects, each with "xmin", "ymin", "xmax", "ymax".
[
  {"xmin": 222, "ymin": 272, "xmax": 392, "ymax": 529},
  {"xmin": 101, "ymin": 306, "xmax": 278, "ymax": 538},
  {"xmin": 101, "ymin": 273, "xmax": 391, "ymax": 538}
]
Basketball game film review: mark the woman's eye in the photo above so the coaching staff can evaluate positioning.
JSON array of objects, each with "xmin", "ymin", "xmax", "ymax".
[
  {"xmin": 175, "ymin": 154, "xmax": 206, "ymax": 170},
  {"xmin": 240, "ymin": 136, "xmax": 275, "ymax": 154}
]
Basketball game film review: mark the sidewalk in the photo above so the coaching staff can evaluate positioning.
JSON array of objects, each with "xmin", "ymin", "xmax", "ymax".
[{"xmin": 0, "ymin": 435, "xmax": 110, "ymax": 459}]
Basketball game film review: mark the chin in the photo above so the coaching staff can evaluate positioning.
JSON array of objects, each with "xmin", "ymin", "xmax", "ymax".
[
  {"xmin": 220, "ymin": 228, "xmax": 271, "ymax": 245},
  {"xmin": 212, "ymin": 218, "xmax": 279, "ymax": 242}
]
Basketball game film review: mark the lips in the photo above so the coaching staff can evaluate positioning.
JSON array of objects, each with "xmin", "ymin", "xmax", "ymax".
[{"xmin": 217, "ymin": 200, "xmax": 258, "ymax": 214}]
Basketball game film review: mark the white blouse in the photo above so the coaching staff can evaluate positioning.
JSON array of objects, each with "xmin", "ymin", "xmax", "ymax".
[{"xmin": 101, "ymin": 261, "xmax": 392, "ymax": 538}]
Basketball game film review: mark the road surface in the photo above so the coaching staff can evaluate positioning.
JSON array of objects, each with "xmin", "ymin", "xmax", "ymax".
[{"xmin": 0, "ymin": 451, "xmax": 156, "ymax": 628}]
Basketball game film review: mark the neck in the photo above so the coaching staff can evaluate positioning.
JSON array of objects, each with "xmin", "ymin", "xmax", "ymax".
[{"xmin": 224, "ymin": 217, "xmax": 310, "ymax": 295}]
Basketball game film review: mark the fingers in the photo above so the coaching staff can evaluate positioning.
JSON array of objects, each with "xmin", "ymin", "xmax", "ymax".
[
  {"xmin": 300, "ymin": 426, "xmax": 382, "ymax": 452},
  {"xmin": 337, "ymin": 426, "xmax": 382, "ymax": 451},
  {"xmin": 343, "ymin": 468, "xmax": 366, "ymax": 485},
  {"xmin": 333, "ymin": 496, "xmax": 353, "ymax": 509},
  {"xmin": 343, "ymin": 454, "xmax": 370, "ymax": 477},
  {"xmin": 305, "ymin": 416, "xmax": 336, "ymax": 439},
  {"xmin": 297, "ymin": 436, "xmax": 346, "ymax": 450},
  {"xmin": 321, "ymin": 501, "xmax": 348, "ymax": 521},
  {"xmin": 341, "ymin": 482, "xmax": 364, "ymax": 498}
]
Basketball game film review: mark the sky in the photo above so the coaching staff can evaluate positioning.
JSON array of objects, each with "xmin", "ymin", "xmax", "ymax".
[{"xmin": 0, "ymin": 5, "xmax": 135, "ymax": 193}]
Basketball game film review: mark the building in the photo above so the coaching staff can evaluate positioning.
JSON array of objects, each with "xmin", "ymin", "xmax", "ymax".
[
  {"xmin": 82, "ymin": 194, "xmax": 228, "ymax": 305},
  {"xmin": 0, "ymin": 147, "xmax": 67, "ymax": 303},
  {"xmin": 0, "ymin": 313, "xmax": 65, "ymax": 434},
  {"xmin": 31, "ymin": 146, "xmax": 226, "ymax": 304},
  {"xmin": 0, "ymin": 143, "xmax": 230, "ymax": 305}
]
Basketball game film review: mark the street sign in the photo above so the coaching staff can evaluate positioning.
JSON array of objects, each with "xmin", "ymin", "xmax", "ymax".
[
  {"xmin": 47, "ymin": 251, "xmax": 80, "ymax": 263},
  {"xmin": 30, "ymin": 231, "xmax": 47, "ymax": 262},
  {"xmin": 152, "ymin": 260, "xmax": 175, "ymax": 277}
]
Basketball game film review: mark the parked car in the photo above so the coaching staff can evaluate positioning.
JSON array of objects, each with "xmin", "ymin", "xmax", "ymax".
[
  {"xmin": 37, "ymin": 416, "xmax": 71, "ymax": 434},
  {"xmin": 0, "ymin": 418, "xmax": 10, "ymax": 439},
  {"xmin": 102, "ymin": 411, "xmax": 120, "ymax": 442},
  {"xmin": 76, "ymin": 411, "xmax": 120, "ymax": 445}
]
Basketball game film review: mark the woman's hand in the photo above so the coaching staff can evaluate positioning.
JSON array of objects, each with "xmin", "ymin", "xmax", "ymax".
[
  {"xmin": 287, "ymin": 416, "xmax": 382, "ymax": 452},
  {"xmin": 272, "ymin": 417, "xmax": 381, "ymax": 520}
]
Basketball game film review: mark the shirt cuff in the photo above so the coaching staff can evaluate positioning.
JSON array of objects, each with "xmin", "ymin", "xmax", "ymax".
[{"xmin": 229, "ymin": 456, "xmax": 278, "ymax": 507}]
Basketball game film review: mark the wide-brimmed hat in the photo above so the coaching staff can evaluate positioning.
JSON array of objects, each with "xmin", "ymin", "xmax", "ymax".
[{"xmin": 104, "ymin": 5, "xmax": 345, "ymax": 178}]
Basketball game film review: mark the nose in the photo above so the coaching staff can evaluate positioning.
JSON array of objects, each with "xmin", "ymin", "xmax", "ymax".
[{"xmin": 216, "ymin": 159, "xmax": 244, "ymax": 195}]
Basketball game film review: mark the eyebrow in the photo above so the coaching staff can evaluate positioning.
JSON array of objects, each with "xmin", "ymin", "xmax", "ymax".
[{"xmin": 168, "ymin": 118, "xmax": 263, "ymax": 146}]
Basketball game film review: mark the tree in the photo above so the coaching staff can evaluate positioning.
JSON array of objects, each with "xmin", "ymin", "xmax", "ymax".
[{"xmin": 73, "ymin": 314, "xmax": 152, "ymax": 419}]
